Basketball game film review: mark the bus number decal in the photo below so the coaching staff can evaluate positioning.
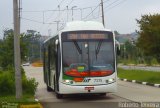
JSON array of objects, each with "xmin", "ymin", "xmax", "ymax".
[{"xmin": 94, "ymin": 79, "xmax": 102, "ymax": 82}]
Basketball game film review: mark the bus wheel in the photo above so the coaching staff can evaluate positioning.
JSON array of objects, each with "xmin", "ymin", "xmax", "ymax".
[
  {"xmin": 56, "ymin": 93, "xmax": 63, "ymax": 99},
  {"xmin": 47, "ymin": 85, "xmax": 52, "ymax": 92},
  {"xmin": 53, "ymin": 76, "xmax": 56, "ymax": 92}
]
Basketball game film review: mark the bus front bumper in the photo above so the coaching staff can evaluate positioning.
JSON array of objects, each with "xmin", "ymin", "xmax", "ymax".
[{"xmin": 59, "ymin": 82, "xmax": 117, "ymax": 94}]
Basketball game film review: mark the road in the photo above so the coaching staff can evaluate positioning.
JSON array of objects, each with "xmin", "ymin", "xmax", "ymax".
[
  {"xmin": 118, "ymin": 65, "xmax": 160, "ymax": 72},
  {"xmin": 24, "ymin": 66, "xmax": 160, "ymax": 108}
]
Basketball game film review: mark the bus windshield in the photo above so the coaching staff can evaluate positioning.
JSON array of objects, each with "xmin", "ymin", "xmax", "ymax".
[{"xmin": 62, "ymin": 31, "xmax": 115, "ymax": 77}]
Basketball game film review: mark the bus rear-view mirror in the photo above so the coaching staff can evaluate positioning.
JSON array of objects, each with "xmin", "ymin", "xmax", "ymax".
[{"xmin": 55, "ymin": 39, "xmax": 59, "ymax": 45}]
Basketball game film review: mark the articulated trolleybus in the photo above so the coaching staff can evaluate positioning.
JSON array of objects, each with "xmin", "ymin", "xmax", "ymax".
[{"xmin": 43, "ymin": 21, "xmax": 120, "ymax": 99}]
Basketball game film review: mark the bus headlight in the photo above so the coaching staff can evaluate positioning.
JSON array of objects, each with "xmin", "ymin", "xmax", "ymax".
[
  {"xmin": 106, "ymin": 78, "xmax": 115, "ymax": 83},
  {"xmin": 63, "ymin": 80, "xmax": 73, "ymax": 84}
]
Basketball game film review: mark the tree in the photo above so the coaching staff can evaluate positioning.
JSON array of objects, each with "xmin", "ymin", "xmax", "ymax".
[
  {"xmin": 22, "ymin": 30, "xmax": 41, "ymax": 62},
  {"xmin": 136, "ymin": 14, "xmax": 160, "ymax": 62},
  {"xmin": 0, "ymin": 29, "xmax": 28, "ymax": 69}
]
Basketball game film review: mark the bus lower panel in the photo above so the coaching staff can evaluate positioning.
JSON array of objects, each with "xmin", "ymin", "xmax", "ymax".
[{"xmin": 58, "ymin": 82, "xmax": 117, "ymax": 94}]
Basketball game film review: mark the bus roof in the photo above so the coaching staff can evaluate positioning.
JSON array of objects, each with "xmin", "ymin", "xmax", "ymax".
[
  {"xmin": 43, "ymin": 21, "xmax": 112, "ymax": 44},
  {"xmin": 62, "ymin": 21, "xmax": 111, "ymax": 32}
]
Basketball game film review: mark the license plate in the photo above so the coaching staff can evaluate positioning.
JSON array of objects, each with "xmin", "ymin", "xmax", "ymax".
[{"xmin": 85, "ymin": 87, "xmax": 94, "ymax": 90}]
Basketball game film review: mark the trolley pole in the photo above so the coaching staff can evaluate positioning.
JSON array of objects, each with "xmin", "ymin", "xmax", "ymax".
[
  {"xmin": 66, "ymin": 6, "xmax": 69, "ymax": 22},
  {"xmin": 71, "ymin": 6, "xmax": 77, "ymax": 21},
  {"xmin": 54, "ymin": 21, "xmax": 60, "ymax": 31},
  {"xmin": 101, "ymin": 0, "xmax": 105, "ymax": 27},
  {"xmin": 13, "ymin": 0, "xmax": 22, "ymax": 99}
]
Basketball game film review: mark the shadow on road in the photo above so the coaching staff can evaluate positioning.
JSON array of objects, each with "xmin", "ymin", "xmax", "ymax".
[{"xmin": 59, "ymin": 94, "xmax": 114, "ymax": 101}]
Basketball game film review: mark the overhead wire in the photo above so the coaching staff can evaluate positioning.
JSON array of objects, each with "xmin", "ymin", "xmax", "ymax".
[
  {"xmin": 105, "ymin": 0, "xmax": 127, "ymax": 11},
  {"xmin": 82, "ymin": 4, "xmax": 100, "ymax": 20},
  {"xmin": 104, "ymin": 0, "xmax": 121, "ymax": 9},
  {"xmin": 43, "ymin": 0, "xmax": 66, "ymax": 24},
  {"xmin": 21, "ymin": 0, "xmax": 127, "ymax": 35},
  {"xmin": 21, "ymin": 17, "xmax": 63, "ymax": 24},
  {"xmin": 45, "ymin": 0, "xmax": 76, "ymax": 32},
  {"xmin": 38, "ymin": 0, "xmax": 67, "ymax": 34},
  {"xmin": 87, "ymin": 0, "xmax": 127, "ymax": 20}
]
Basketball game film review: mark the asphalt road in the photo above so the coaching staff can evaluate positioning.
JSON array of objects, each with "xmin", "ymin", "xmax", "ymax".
[{"xmin": 24, "ymin": 66, "xmax": 160, "ymax": 108}]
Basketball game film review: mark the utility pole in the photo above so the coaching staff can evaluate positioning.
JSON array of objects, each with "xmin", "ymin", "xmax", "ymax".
[
  {"xmin": 101, "ymin": 0, "xmax": 105, "ymax": 27},
  {"xmin": 13, "ymin": 0, "xmax": 22, "ymax": 99}
]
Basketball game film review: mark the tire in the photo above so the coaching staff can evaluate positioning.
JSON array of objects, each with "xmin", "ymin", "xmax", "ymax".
[
  {"xmin": 53, "ymin": 76, "xmax": 56, "ymax": 92},
  {"xmin": 47, "ymin": 85, "xmax": 53, "ymax": 92},
  {"xmin": 56, "ymin": 93, "xmax": 63, "ymax": 99}
]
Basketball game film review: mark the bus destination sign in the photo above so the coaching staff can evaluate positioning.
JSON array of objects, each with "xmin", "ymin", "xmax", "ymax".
[{"xmin": 67, "ymin": 33, "xmax": 108, "ymax": 40}]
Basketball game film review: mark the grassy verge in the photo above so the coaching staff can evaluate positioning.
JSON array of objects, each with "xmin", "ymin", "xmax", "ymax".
[
  {"xmin": 0, "ymin": 95, "xmax": 42, "ymax": 108},
  {"xmin": 118, "ymin": 68, "xmax": 160, "ymax": 84},
  {"xmin": 0, "ymin": 95, "xmax": 35, "ymax": 102}
]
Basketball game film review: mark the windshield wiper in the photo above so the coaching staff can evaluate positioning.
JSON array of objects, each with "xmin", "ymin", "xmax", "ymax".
[
  {"xmin": 73, "ymin": 41, "xmax": 82, "ymax": 54},
  {"xmin": 96, "ymin": 41, "xmax": 103, "ymax": 59}
]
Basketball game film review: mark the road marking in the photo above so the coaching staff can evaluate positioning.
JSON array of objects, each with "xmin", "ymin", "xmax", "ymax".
[
  {"xmin": 123, "ymin": 79, "xmax": 127, "ymax": 81},
  {"xmin": 132, "ymin": 80, "xmax": 136, "ymax": 83},
  {"xmin": 142, "ymin": 82, "xmax": 147, "ymax": 85},
  {"xmin": 154, "ymin": 84, "xmax": 160, "ymax": 87}
]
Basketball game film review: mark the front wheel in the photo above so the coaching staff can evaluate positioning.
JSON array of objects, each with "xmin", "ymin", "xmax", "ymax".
[
  {"xmin": 56, "ymin": 93, "xmax": 63, "ymax": 99},
  {"xmin": 47, "ymin": 85, "xmax": 53, "ymax": 92}
]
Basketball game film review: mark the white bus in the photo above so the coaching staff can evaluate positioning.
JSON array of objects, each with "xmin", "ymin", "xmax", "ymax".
[{"xmin": 43, "ymin": 21, "xmax": 120, "ymax": 99}]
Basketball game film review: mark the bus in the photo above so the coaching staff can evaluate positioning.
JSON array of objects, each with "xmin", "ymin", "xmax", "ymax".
[{"xmin": 43, "ymin": 21, "xmax": 120, "ymax": 99}]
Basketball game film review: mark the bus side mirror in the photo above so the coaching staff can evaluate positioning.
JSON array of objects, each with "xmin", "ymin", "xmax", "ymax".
[
  {"xmin": 115, "ymin": 40, "xmax": 120, "ymax": 56},
  {"xmin": 117, "ymin": 46, "xmax": 121, "ymax": 56},
  {"xmin": 55, "ymin": 39, "xmax": 59, "ymax": 45},
  {"xmin": 55, "ymin": 39, "xmax": 59, "ymax": 53}
]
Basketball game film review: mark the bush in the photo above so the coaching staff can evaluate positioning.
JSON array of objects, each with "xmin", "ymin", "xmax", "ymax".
[
  {"xmin": 151, "ymin": 58, "xmax": 159, "ymax": 66},
  {"xmin": 22, "ymin": 77, "xmax": 38, "ymax": 95},
  {"xmin": 0, "ymin": 71, "xmax": 15, "ymax": 95},
  {"xmin": 0, "ymin": 67, "xmax": 38, "ymax": 96}
]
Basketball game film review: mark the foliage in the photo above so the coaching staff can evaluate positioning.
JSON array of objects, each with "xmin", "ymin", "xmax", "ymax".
[
  {"xmin": 0, "ymin": 67, "xmax": 38, "ymax": 96},
  {"xmin": 136, "ymin": 14, "xmax": 160, "ymax": 63},
  {"xmin": 22, "ymin": 30, "xmax": 42, "ymax": 62},
  {"xmin": 0, "ymin": 29, "xmax": 42, "ymax": 69},
  {"xmin": 0, "ymin": 29, "xmax": 28, "ymax": 69},
  {"xmin": 150, "ymin": 58, "xmax": 159, "ymax": 66},
  {"xmin": 118, "ymin": 40, "xmax": 141, "ymax": 65},
  {"xmin": 0, "ymin": 29, "xmax": 39, "ymax": 97},
  {"xmin": 22, "ymin": 77, "xmax": 38, "ymax": 95},
  {"xmin": 0, "ymin": 69, "xmax": 15, "ymax": 95}
]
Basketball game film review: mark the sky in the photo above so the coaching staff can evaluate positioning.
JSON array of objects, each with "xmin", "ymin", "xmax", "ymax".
[{"xmin": 0, "ymin": 0, "xmax": 160, "ymax": 38}]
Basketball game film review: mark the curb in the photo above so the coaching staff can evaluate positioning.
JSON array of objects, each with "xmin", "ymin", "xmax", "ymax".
[{"xmin": 119, "ymin": 78, "xmax": 160, "ymax": 88}]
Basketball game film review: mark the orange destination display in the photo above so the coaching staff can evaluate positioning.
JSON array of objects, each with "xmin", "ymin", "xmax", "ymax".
[{"xmin": 67, "ymin": 33, "xmax": 109, "ymax": 40}]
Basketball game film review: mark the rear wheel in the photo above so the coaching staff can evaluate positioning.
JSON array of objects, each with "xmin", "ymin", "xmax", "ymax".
[
  {"xmin": 47, "ymin": 85, "xmax": 52, "ymax": 92},
  {"xmin": 56, "ymin": 93, "xmax": 63, "ymax": 99},
  {"xmin": 54, "ymin": 76, "xmax": 63, "ymax": 99}
]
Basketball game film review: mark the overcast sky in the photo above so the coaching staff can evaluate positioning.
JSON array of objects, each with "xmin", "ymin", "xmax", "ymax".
[{"xmin": 0, "ymin": 0, "xmax": 160, "ymax": 38}]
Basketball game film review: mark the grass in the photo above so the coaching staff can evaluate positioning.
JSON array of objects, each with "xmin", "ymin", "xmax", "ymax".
[
  {"xmin": 0, "ymin": 94, "xmax": 35, "ymax": 102},
  {"xmin": 0, "ymin": 95, "xmax": 42, "ymax": 108},
  {"xmin": 118, "ymin": 68, "xmax": 160, "ymax": 84}
]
